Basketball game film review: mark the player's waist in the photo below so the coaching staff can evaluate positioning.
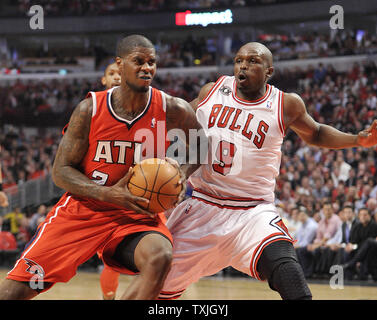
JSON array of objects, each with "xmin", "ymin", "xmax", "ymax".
[{"xmin": 191, "ymin": 188, "xmax": 267, "ymax": 210}]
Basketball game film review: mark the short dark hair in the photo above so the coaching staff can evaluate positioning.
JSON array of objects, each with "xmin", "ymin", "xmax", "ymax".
[
  {"xmin": 116, "ymin": 34, "xmax": 154, "ymax": 58},
  {"xmin": 323, "ymin": 200, "xmax": 332, "ymax": 207},
  {"xmin": 343, "ymin": 204, "xmax": 354, "ymax": 211},
  {"xmin": 358, "ymin": 207, "xmax": 371, "ymax": 215}
]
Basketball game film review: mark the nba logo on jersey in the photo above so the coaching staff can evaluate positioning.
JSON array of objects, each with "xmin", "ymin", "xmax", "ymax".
[
  {"xmin": 266, "ymin": 100, "xmax": 272, "ymax": 109},
  {"xmin": 151, "ymin": 117, "xmax": 156, "ymax": 128}
]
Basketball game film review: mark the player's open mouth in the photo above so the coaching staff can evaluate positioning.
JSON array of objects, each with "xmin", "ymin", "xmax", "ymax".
[
  {"xmin": 238, "ymin": 73, "xmax": 247, "ymax": 82},
  {"xmin": 139, "ymin": 75, "xmax": 152, "ymax": 80}
]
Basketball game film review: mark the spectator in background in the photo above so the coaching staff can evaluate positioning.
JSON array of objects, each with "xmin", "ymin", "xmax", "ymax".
[
  {"xmin": 283, "ymin": 205, "xmax": 301, "ymax": 239},
  {"xmin": 28, "ymin": 204, "xmax": 47, "ymax": 235},
  {"xmin": 366, "ymin": 198, "xmax": 377, "ymax": 217},
  {"xmin": 312, "ymin": 202, "xmax": 342, "ymax": 247},
  {"xmin": 318, "ymin": 204, "xmax": 358, "ymax": 272},
  {"xmin": 296, "ymin": 201, "xmax": 342, "ymax": 278},
  {"xmin": 312, "ymin": 177, "xmax": 326, "ymax": 199},
  {"xmin": 294, "ymin": 207, "xmax": 318, "ymax": 249},
  {"xmin": 343, "ymin": 208, "xmax": 377, "ymax": 280},
  {"xmin": 3, "ymin": 207, "xmax": 25, "ymax": 236},
  {"xmin": 313, "ymin": 63, "xmax": 327, "ymax": 83},
  {"xmin": 16, "ymin": 215, "xmax": 31, "ymax": 250},
  {"xmin": 335, "ymin": 151, "xmax": 352, "ymax": 182},
  {"xmin": 354, "ymin": 184, "xmax": 372, "ymax": 211}
]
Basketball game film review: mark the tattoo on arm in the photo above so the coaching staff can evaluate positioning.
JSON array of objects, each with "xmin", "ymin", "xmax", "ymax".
[{"xmin": 52, "ymin": 98, "xmax": 106, "ymax": 201}]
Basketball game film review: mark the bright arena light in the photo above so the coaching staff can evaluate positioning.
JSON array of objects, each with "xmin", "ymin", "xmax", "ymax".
[{"xmin": 175, "ymin": 9, "xmax": 233, "ymax": 27}]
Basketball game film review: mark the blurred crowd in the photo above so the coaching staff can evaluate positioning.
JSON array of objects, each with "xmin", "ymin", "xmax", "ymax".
[
  {"xmin": 0, "ymin": 127, "xmax": 59, "ymax": 190},
  {"xmin": 6, "ymin": 0, "xmax": 285, "ymax": 17},
  {"xmin": 155, "ymin": 30, "xmax": 377, "ymax": 69},
  {"xmin": 0, "ymin": 203, "xmax": 53, "ymax": 252},
  {"xmin": 0, "ymin": 78, "xmax": 103, "ymax": 126},
  {"xmin": 1, "ymin": 58, "xmax": 377, "ymax": 280},
  {"xmin": 1, "ymin": 28, "xmax": 376, "ymax": 74}
]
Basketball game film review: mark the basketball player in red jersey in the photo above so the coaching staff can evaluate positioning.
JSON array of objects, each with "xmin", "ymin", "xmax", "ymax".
[
  {"xmin": 0, "ymin": 35, "xmax": 202, "ymax": 300},
  {"xmin": 97, "ymin": 61, "xmax": 167, "ymax": 300},
  {"xmin": 159, "ymin": 42, "xmax": 377, "ymax": 300}
]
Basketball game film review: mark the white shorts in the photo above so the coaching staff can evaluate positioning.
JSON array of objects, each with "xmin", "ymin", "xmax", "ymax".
[{"xmin": 159, "ymin": 192, "xmax": 294, "ymax": 299}]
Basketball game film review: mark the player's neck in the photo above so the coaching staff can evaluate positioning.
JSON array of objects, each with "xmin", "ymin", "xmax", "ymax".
[
  {"xmin": 112, "ymin": 86, "xmax": 150, "ymax": 119},
  {"xmin": 237, "ymin": 84, "xmax": 267, "ymax": 102}
]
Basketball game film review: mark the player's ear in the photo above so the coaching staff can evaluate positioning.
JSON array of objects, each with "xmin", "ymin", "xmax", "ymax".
[
  {"xmin": 115, "ymin": 56, "xmax": 123, "ymax": 69},
  {"xmin": 266, "ymin": 66, "xmax": 274, "ymax": 81},
  {"xmin": 101, "ymin": 76, "xmax": 106, "ymax": 86}
]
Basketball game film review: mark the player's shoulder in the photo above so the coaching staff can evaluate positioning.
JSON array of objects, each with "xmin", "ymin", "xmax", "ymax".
[
  {"xmin": 75, "ymin": 96, "xmax": 94, "ymax": 116},
  {"xmin": 281, "ymin": 91, "xmax": 306, "ymax": 111},
  {"xmin": 198, "ymin": 81, "xmax": 216, "ymax": 101},
  {"xmin": 283, "ymin": 91, "xmax": 304, "ymax": 103},
  {"xmin": 67, "ymin": 97, "xmax": 94, "ymax": 130},
  {"xmin": 164, "ymin": 92, "xmax": 191, "ymax": 114},
  {"xmin": 198, "ymin": 75, "xmax": 230, "ymax": 101},
  {"xmin": 280, "ymin": 91, "xmax": 308, "ymax": 125}
]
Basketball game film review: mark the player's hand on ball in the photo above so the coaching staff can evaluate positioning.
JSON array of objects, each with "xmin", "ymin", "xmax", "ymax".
[
  {"xmin": 103, "ymin": 168, "xmax": 154, "ymax": 217},
  {"xmin": 358, "ymin": 120, "xmax": 377, "ymax": 148},
  {"xmin": 164, "ymin": 157, "xmax": 187, "ymax": 206}
]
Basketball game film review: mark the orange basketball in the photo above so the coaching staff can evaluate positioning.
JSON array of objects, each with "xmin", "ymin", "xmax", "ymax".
[{"xmin": 128, "ymin": 158, "xmax": 182, "ymax": 213}]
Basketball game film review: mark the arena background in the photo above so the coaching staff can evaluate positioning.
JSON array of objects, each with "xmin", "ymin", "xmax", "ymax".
[{"xmin": 0, "ymin": 0, "xmax": 377, "ymax": 301}]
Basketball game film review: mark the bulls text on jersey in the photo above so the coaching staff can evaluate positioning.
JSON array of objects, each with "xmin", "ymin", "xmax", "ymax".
[{"xmin": 207, "ymin": 104, "xmax": 269, "ymax": 149}]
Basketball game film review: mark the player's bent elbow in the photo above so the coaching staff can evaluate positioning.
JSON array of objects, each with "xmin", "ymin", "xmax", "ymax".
[{"xmin": 51, "ymin": 165, "xmax": 65, "ymax": 189}]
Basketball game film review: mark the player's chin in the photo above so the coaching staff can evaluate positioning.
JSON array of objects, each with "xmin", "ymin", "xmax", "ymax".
[
  {"xmin": 138, "ymin": 79, "xmax": 152, "ymax": 91},
  {"xmin": 134, "ymin": 84, "xmax": 150, "ymax": 92},
  {"xmin": 235, "ymin": 78, "xmax": 249, "ymax": 89}
]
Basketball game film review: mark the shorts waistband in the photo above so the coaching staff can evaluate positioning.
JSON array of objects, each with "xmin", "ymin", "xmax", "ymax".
[{"xmin": 191, "ymin": 188, "xmax": 266, "ymax": 210}]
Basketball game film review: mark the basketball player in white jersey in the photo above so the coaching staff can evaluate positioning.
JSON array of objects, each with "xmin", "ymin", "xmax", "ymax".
[{"xmin": 158, "ymin": 42, "xmax": 377, "ymax": 300}]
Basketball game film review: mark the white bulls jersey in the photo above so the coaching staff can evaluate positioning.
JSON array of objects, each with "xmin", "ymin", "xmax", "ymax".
[{"xmin": 189, "ymin": 75, "xmax": 285, "ymax": 206}]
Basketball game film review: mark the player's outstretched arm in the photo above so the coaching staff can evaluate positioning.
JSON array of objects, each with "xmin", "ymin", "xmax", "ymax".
[
  {"xmin": 52, "ymin": 98, "xmax": 152, "ymax": 215},
  {"xmin": 285, "ymin": 92, "xmax": 377, "ymax": 149}
]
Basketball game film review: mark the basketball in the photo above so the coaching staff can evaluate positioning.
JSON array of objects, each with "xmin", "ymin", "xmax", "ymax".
[{"xmin": 128, "ymin": 158, "xmax": 182, "ymax": 213}]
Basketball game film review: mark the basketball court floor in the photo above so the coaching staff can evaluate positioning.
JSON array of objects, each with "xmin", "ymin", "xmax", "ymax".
[{"xmin": 1, "ymin": 269, "xmax": 376, "ymax": 300}]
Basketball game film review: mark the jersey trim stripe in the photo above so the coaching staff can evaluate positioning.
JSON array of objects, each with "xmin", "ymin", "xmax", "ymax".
[
  {"xmin": 7, "ymin": 195, "xmax": 72, "ymax": 275},
  {"xmin": 106, "ymin": 86, "xmax": 152, "ymax": 129},
  {"xmin": 160, "ymin": 90, "xmax": 167, "ymax": 113},
  {"xmin": 194, "ymin": 188, "xmax": 264, "ymax": 201},
  {"xmin": 232, "ymin": 81, "xmax": 272, "ymax": 106},
  {"xmin": 192, "ymin": 189, "xmax": 265, "ymax": 210},
  {"xmin": 89, "ymin": 91, "xmax": 97, "ymax": 118},
  {"xmin": 277, "ymin": 90, "xmax": 285, "ymax": 137},
  {"xmin": 197, "ymin": 76, "xmax": 226, "ymax": 109},
  {"xmin": 280, "ymin": 91, "xmax": 286, "ymax": 136},
  {"xmin": 159, "ymin": 289, "xmax": 185, "ymax": 300}
]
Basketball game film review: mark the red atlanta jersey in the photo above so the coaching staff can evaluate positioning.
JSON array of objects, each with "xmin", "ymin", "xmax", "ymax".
[{"xmin": 79, "ymin": 86, "xmax": 169, "ymax": 188}]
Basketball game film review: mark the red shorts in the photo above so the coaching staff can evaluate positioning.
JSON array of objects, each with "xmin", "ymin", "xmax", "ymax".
[{"xmin": 7, "ymin": 193, "xmax": 172, "ymax": 289}]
